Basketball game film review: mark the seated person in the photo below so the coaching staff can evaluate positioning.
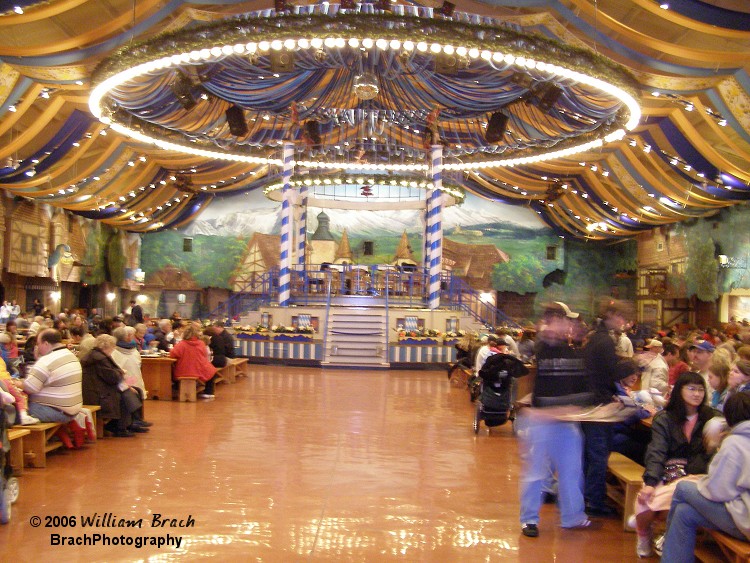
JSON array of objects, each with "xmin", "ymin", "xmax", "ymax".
[
  {"xmin": 111, "ymin": 326, "xmax": 151, "ymax": 429},
  {"xmin": 632, "ymin": 372, "xmax": 717, "ymax": 558},
  {"xmin": 170, "ymin": 322, "xmax": 217, "ymax": 399},
  {"xmin": 612, "ymin": 358, "xmax": 655, "ymax": 465},
  {"xmin": 17, "ymin": 329, "xmax": 83, "ymax": 447},
  {"xmin": 69, "ymin": 326, "xmax": 96, "ymax": 358},
  {"xmin": 661, "ymin": 392, "xmax": 750, "ymax": 562},
  {"xmin": 0, "ymin": 355, "xmax": 37, "ymax": 425},
  {"xmin": 80, "ymin": 334, "xmax": 144, "ymax": 438}
]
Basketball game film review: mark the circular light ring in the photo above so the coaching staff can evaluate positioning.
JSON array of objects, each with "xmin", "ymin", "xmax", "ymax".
[
  {"xmin": 90, "ymin": 12, "xmax": 641, "ymax": 170},
  {"xmin": 263, "ymin": 175, "xmax": 465, "ymax": 202}
]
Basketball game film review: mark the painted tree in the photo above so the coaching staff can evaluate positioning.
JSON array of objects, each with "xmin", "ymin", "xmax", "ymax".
[
  {"xmin": 685, "ymin": 228, "xmax": 718, "ymax": 302},
  {"xmin": 491, "ymin": 254, "xmax": 546, "ymax": 294}
]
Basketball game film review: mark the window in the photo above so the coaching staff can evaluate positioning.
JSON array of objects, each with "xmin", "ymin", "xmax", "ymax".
[
  {"xmin": 546, "ymin": 246, "xmax": 557, "ymax": 260},
  {"xmin": 177, "ymin": 293, "xmax": 186, "ymax": 304},
  {"xmin": 657, "ymin": 242, "xmax": 664, "ymax": 252}
]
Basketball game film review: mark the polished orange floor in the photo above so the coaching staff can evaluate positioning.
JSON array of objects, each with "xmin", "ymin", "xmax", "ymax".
[{"xmin": 1, "ymin": 367, "xmax": 641, "ymax": 562}]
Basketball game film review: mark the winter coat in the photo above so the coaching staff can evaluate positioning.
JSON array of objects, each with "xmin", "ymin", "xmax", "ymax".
[
  {"xmin": 170, "ymin": 337, "xmax": 217, "ymax": 382},
  {"xmin": 478, "ymin": 353, "xmax": 528, "ymax": 389},
  {"xmin": 642, "ymin": 406, "xmax": 716, "ymax": 487},
  {"xmin": 112, "ymin": 344, "xmax": 147, "ymax": 398},
  {"xmin": 80, "ymin": 348, "xmax": 125, "ymax": 420},
  {"xmin": 698, "ymin": 420, "xmax": 750, "ymax": 540},
  {"xmin": 209, "ymin": 329, "xmax": 235, "ymax": 368}
]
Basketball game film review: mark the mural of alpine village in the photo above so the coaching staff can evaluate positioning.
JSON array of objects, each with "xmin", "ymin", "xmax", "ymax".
[{"xmin": 140, "ymin": 189, "xmax": 640, "ymax": 322}]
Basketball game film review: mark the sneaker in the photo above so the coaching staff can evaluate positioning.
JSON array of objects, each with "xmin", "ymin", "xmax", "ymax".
[
  {"xmin": 521, "ymin": 523, "xmax": 539, "ymax": 538},
  {"xmin": 653, "ymin": 533, "xmax": 664, "ymax": 556},
  {"xmin": 198, "ymin": 393, "xmax": 215, "ymax": 400},
  {"xmin": 19, "ymin": 413, "xmax": 40, "ymax": 425},
  {"xmin": 636, "ymin": 534, "xmax": 653, "ymax": 558},
  {"xmin": 132, "ymin": 420, "xmax": 153, "ymax": 427},
  {"xmin": 564, "ymin": 519, "xmax": 593, "ymax": 530}
]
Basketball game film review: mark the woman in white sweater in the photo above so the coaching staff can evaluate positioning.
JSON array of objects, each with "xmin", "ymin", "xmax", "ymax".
[{"xmin": 661, "ymin": 392, "xmax": 750, "ymax": 562}]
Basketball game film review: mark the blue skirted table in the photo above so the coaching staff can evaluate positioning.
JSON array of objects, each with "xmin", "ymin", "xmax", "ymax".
[{"xmin": 389, "ymin": 338, "xmax": 457, "ymax": 364}]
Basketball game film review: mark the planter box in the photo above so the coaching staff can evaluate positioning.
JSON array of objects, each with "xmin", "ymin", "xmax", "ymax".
[
  {"xmin": 273, "ymin": 334, "xmax": 314, "ymax": 342},
  {"xmin": 443, "ymin": 338, "xmax": 459, "ymax": 346},
  {"xmin": 236, "ymin": 333, "xmax": 270, "ymax": 341}
]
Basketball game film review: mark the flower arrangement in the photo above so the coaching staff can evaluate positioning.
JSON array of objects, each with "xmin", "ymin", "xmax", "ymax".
[
  {"xmin": 396, "ymin": 326, "xmax": 441, "ymax": 339},
  {"xmin": 272, "ymin": 325, "xmax": 315, "ymax": 334},
  {"xmin": 234, "ymin": 324, "xmax": 270, "ymax": 334},
  {"xmin": 444, "ymin": 330, "xmax": 467, "ymax": 338}
]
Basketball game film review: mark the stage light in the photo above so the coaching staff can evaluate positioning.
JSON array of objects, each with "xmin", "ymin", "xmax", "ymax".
[
  {"xmin": 170, "ymin": 72, "xmax": 196, "ymax": 110},
  {"xmin": 485, "ymin": 112, "xmax": 509, "ymax": 143},
  {"xmin": 226, "ymin": 105, "xmax": 249, "ymax": 137}
]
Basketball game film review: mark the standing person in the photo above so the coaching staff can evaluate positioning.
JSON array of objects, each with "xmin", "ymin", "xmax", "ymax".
[
  {"xmin": 32, "ymin": 298, "xmax": 43, "ymax": 316},
  {"xmin": 0, "ymin": 302, "xmax": 9, "ymax": 325},
  {"xmin": 615, "ymin": 329, "xmax": 634, "ymax": 358},
  {"xmin": 518, "ymin": 302, "xmax": 592, "ymax": 538},
  {"xmin": 129, "ymin": 299, "xmax": 144, "ymax": 325},
  {"xmin": 582, "ymin": 300, "xmax": 627, "ymax": 518},
  {"xmin": 660, "ymin": 392, "xmax": 750, "ymax": 562},
  {"xmin": 9, "ymin": 301, "xmax": 20, "ymax": 321}
]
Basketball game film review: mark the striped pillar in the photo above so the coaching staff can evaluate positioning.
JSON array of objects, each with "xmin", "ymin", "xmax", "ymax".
[
  {"xmin": 427, "ymin": 145, "xmax": 443, "ymax": 309},
  {"xmin": 297, "ymin": 184, "xmax": 308, "ymax": 270},
  {"xmin": 279, "ymin": 143, "xmax": 294, "ymax": 307}
]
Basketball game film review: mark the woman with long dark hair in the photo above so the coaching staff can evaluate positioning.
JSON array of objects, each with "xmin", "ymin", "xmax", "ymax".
[
  {"xmin": 632, "ymin": 371, "xmax": 717, "ymax": 558},
  {"xmin": 661, "ymin": 392, "xmax": 750, "ymax": 561}
]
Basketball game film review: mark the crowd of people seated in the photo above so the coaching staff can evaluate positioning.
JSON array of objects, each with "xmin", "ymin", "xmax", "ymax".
[
  {"xmin": 447, "ymin": 306, "xmax": 750, "ymax": 558},
  {"xmin": 0, "ymin": 306, "xmax": 235, "ymax": 450}
]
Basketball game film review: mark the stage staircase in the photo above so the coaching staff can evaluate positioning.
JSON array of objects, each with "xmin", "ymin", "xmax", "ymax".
[{"xmin": 323, "ymin": 307, "xmax": 389, "ymax": 368}]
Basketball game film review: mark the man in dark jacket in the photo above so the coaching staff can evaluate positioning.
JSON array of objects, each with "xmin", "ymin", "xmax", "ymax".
[
  {"xmin": 582, "ymin": 300, "xmax": 628, "ymax": 517},
  {"xmin": 152, "ymin": 319, "xmax": 172, "ymax": 352},
  {"xmin": 210, "ymin": 322, "xmax": 235, "ymax": 368}
]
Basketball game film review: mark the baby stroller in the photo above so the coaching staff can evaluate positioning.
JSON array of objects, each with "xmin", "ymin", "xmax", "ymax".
[
  {"xmin": 473, "ymin": 379, "xmax": 513, "ymax": 433},
  {"xmin": 1, "ymin": 399, "xmax": 18, "ymax": 524},
  {"xmin": 473, "ymin": 353, "xmax": 529, "ymax": 434}
]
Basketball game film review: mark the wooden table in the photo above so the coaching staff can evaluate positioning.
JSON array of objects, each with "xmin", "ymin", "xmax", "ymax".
[{"xmin": 141, "ymin": 356, "xmax": 176, "ymax": 400}]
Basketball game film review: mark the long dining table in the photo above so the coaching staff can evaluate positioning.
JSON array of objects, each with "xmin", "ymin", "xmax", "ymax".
[{"xmin": 140, "ymin": 355, "xmax": 176, "ymax": 400}]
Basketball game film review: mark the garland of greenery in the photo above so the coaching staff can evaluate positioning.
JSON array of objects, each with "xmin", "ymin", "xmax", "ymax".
[{"xmin": 93, "ymin": 12, "xmax": 639, "ymax": 97}]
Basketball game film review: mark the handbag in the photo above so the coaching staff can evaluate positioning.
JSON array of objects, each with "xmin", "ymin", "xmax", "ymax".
[
  {"xmin": 662, "ymin": 458, "xmax": 688, "ymax": 484},
  {"xmin": 121, "ymin": 388, "xmax": 142, "ymax": 414}
]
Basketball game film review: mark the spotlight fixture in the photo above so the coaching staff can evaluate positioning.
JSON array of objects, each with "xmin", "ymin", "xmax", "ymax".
[
  {"xmin": 269, "ymin": 50, "xmax": 295, "ymax": 73},
  {"xmin": 225, "ymin": 105, "xmax": 249, "ymax": 137},
  {"xmin": 340, "ymin": 0, "xmax": 356, "ymax": 9},
  {"xmin": 303, "ymin": 120, "xmax": 321, "ymax": 146},
  {"xmin": 274, "ymin": 0, "xmax": 292, "ymax": 13},
  {"xmin": 170, "ymin": 72, "xmax": 196, "ymax": 111},
  {"xmin": 485, "ymin": 112, "xmax": 509, "ymax": 144},
  {"xmin": 536, "ymin": 83, "xmax": 563, "ymax": 112}
]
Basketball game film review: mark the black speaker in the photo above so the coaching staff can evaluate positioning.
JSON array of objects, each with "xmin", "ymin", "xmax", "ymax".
[
  {"xmin": 270, "ymin": 50, "xmax": 295, "ymax": 72},
  {"xmin": 171, "ymin": 72, "xmax": 196, "ymax": 111},
  {"xmin": 363, "ymin": 241, "xmax": 374, "ymax": 255},
  {"xmin": 340, "ymin": 0, "xmax": 356, "ymax": 9},
  {"xmin": 226, "ymin": 105, "xmax": 248, "ymax": 137},
  {"xmin": 183, "ymin": 237, "xmax": 193, "ymax": 252},
  {"xmin": 304, "ymin": 120, "xmax": 321, "ymax": 145},
  {"xmin": 441, "ymin": 1, "xmax": 456, "ymax": 17},
  {"xmin": 537, "ymin": 84, "xmax": 562, "ymax": 111},
  {"xmin": 485, "ymin": 112, "xmax": 509, "ymax": 143}
]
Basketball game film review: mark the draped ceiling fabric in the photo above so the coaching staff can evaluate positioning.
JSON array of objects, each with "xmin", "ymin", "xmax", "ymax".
[{"xmin": 0, "ymin": 0, "xmax": 749, "ymax": 240}]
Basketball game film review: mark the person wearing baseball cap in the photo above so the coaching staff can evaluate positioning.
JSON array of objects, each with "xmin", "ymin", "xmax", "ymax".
[
  {"xmin": 693, "ymin": 340, "xmax": 715, "ymax": 388},
  {"xmin": 519, "ymin": 301, "xmax": 592, "ymax": 538}
]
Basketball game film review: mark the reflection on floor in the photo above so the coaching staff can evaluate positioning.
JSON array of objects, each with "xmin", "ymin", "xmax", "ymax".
[{"xmin": 1, "ymin": 366, "xmax": 639, "ymax": 561}]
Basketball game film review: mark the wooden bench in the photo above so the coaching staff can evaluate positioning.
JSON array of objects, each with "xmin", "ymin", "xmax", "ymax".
[
  {"xmin": 231, "ymin": 357, "xmax": 249, "ymax": 378},
  {"xmin": 7, "ymin": 428, "xmax": 30, "ymax": 475},
  {"xmin": 177, "ymin": 377, "xmax": 199, "ymax": 402},
  {"xmin": 606, "ymin": 452, "xmax": 644, "ymax": 532},
  {"xmin": 83, "ymin": 405, "xmax": 102, "ymax": 440},
  {"xmin": 696, "ymin": 529, "xmax": 750, "ymax": 563},
  {"xmin": 14, "ymin": 422, "xmax": 64, "ymax": 468}
]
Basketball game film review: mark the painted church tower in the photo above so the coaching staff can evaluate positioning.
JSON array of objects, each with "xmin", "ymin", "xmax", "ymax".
[{"xmin": 309, "ymin": 211, "xmax": 337, "ymax": 265}]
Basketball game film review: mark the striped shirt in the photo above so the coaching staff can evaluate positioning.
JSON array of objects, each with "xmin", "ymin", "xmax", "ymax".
[{"xmin": 23, "ymin": 347, "xmax": 82, "ymax": 415}]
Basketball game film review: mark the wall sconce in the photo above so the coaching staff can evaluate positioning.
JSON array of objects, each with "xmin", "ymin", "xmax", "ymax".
[
  {"xmin": 106, "ymin": 292, "xmax": 116, "ymax": 302},
  {"xmin": 50, "ymin": 291, "xmax": 61, "ymax": 302}
]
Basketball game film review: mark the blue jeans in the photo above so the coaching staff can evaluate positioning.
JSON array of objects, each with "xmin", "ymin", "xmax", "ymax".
[
  {"xmin": 28, "ymin": 402, "xmax": 73, "ymax": 423},
  {"xmin": 662, "ymin": 480, "xmax": 746, "ymax": 562},
  {"xmin": 581, "ymin": 422, "xmax": 612, "ymax": 510},
  {"xmin": 518, "ymin": 413, "xmax": 587, "ymax": 527}
]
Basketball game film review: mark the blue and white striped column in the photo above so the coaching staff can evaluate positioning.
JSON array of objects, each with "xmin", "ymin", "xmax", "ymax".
[
  {"xmin": 279, "ymin": 143, "xmax": 294, "ymax": 307},
  {"xmin": 297, "ymin": 184, "xmax": 308, "ymax": 269},
  {"xmin": 427, "ymin": 145, "xmax": 443, "ymax": 309}
]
